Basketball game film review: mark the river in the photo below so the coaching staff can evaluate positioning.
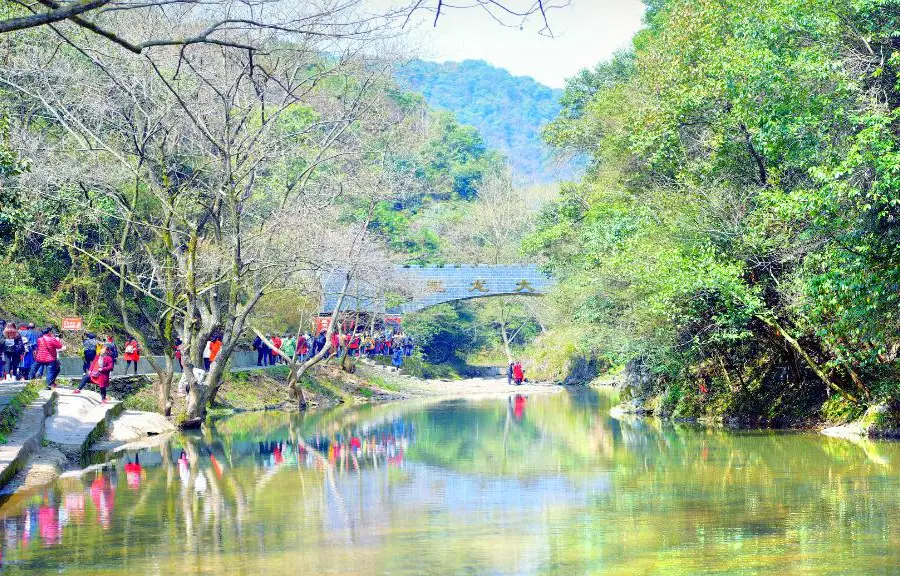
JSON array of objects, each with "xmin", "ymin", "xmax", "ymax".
[{"xmin": 0, "ymin": 388, "xmax": 899, "ymax": 574}]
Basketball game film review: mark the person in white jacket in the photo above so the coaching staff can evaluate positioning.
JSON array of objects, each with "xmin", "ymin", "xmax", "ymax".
[{"xmin": 203, "ymin": 339, "xmax": 212, "ymax": 371}]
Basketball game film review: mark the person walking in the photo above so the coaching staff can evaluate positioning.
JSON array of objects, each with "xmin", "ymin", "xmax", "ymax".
[
  {"xmin": 105, "ymin": 335, "xmax": 119, "ymax": 367},
  {"xmin": 2, "ymin": 322, "xmax": 23, "ymax": 380},
  {"xmin": 271, "ymin": 334, "xmax": 282, "ymax": 365},
  {"xmin": 314, "ymin": 332, "xmax": 326, "ymax": 356},
  {"xmin": 174, "ymin": 338, "xmax": 183, "ymax": 370},
  {"xmin": 202, "ymin": 338, "xmax": 213, "ymax": 371},
  {"xmin": 403, "ymin": 334, "xmax": 414, "ymax": 357},
  {"xmin": 20, "ymin": 323, "xmax": 37, "ymax": 380},
  {"xmin": 391, "ymin": 346, "xmax": 404, "ymax": 372},
  {"xmin": 75, "ymin": 353, "xmax": 94, "ymax": 393},
  {"xmin": 123, "ymin": 337, "xmax": 140, "ymax": 374},
  {"xmin": 32, "ymin": 327, "xmax": 64, "ymax": 389},
  {"xmin": 330, "ymin": 331, "xmax": 340, "ymax": 359},
  {"xmin": 82, "ymin": 332, "xmax": 98, "ymax": 377},
  {"xmin": 282, "ymin": 335, "xmax": 296, "ymax": 363},
  {"xmin": 252, "ymin": 334, "xmax": 269, "ymax": 366},
  {"xmin": 298, "ymin": 335, "xmax": 309, "ymax": 362},
  {"xmin": 89, "ymin": 344, "xmax": 115, "ymax": 404}
]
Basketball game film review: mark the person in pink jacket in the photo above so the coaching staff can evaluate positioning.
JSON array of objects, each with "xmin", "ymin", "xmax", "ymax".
[{"xmin": 89, "ymin": 345, "xmax": 115, "ymax": 404}]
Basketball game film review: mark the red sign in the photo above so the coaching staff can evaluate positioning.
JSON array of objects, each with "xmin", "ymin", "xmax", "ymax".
[
  {"xmin": 61, "ymin": 317, "xmax": 83, "ymax": 331},
  {"xmin": 384, "ymin": 315, "xmax": 402, "ymax": 326}
]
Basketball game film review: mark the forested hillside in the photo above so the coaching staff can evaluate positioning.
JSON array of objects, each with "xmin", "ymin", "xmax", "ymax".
[
  {"xmin": 397, "ymin": 59, "xmax": 570, "ymax": 183},
  {"xmin": 528, "ymin": 0, "xmax": 900, "ymax": 428}
]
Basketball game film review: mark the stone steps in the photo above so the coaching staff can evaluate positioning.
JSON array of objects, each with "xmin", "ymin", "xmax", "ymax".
[{"xmin": 44, "ymin": 389, "xmax": 123, "ymax": 461}]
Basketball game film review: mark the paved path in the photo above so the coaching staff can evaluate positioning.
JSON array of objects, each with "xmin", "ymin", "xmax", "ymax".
[
  {"xmin": 44, "ymin": 389, "xmax": 123, "ymax": 459},
  {"xmin": 0, "ymin": 390, "xmax": 56, "ymax": 489},
  {"xmin": 360, "ymin": 362, "xmax": 561, "ymax": 399},
  {"xmin": 0, "ymin": 384, "xmax": 26, "ymax": 410}
]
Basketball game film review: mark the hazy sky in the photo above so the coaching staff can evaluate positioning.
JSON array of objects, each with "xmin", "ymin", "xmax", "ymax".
[{"xmin": 380, "ymin": 1, "xmax": 647, "ymax": 88}]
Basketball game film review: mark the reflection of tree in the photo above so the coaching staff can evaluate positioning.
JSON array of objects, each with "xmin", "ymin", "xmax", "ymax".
[{"xmin": 3, "ymin": 393, "xmax": 900, "ymax": 574}]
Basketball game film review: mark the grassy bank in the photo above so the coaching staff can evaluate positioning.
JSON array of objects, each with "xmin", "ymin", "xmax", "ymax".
[
  {"xmin": 607, "ymin": 364, "xmax": 900, "ymax": 437},
  {"xmin": 368, "ymin": 352, "xmax": 502, "ymax": 380},
  {"xmin": 0, "ymin": 381, "xmax": 42, "ymax": 444},
  {"xmin": 117, "ymin": 363, "xmax": 402, "ymax": 422}
]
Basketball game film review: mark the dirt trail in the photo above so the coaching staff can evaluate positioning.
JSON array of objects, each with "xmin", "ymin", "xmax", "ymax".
[{"xmin": 360, "ymin": 365, "xmax": 561, "ymax": 400}]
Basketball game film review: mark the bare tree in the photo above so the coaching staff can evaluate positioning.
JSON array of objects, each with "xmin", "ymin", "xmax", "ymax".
[
  {"xmin": 0, "ymin": 0, "xmax": 568, "ymax": 46},
  {"xmin": 3, "ymin": 4, "xmax": 416, "ymax": 419},
  {"xmin": 0, "ymin": 0, "xmax": 411, "ymax": 52},
  {"xmin": 415, "ymin": 0, "xmax": 570, "ymax": 36}
]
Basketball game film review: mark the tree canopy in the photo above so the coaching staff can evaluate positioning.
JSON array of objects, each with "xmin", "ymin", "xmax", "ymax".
[{"xmin": 529, "ymin": 0, "xmax": 900, "ymax": 419}]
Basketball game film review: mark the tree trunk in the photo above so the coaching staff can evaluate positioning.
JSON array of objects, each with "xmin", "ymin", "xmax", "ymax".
[
  {"xmin": 756, "ymin": 314, "xmax": 860, "ymax": 404},
  {"xmin": 500, "ymin": 315, "xmax": 513, "ymax": 365},
  {"xmin": 157, "ymin": 356, "xmax": 174, "ymax": 416}
]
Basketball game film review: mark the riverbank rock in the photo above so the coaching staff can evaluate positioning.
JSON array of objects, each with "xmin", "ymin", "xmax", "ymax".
[
  {"xmin": 18, "ymin": 448, "xmax": 68, "ymax": 491},
  {"xmin": 106, "ymin": 410, "xmax": 175, "ymax": 443},
  {"xmin": 563, "ymin": 355, "xmax": 603, "ymax": 385},
  {"xmin": 822, "ymin": 404, "xmax": 900, "ymax": 439},
  {"xmin": 610, "ymin": 397, "xmax": 653, "ymax": 418},
  {"xmin": 821, "ymin": 422, "xmax": 868, "ymax": 439}
]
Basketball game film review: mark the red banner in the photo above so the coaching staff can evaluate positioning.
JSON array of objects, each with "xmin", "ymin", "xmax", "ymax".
[{"xmin": 384, "ymin": 315, "xmax": 402, "ymax": 326}]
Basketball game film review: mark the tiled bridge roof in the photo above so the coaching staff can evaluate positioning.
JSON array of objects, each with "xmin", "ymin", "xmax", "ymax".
[{"xmin": 322, "ymin": 264, "xmax": 554, "ymax": 314}]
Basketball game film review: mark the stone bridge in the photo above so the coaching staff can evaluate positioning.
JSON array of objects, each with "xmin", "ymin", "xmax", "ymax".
[{"xmin": 322, "ymin": 264, "xmax": 554, "ymax": 315}]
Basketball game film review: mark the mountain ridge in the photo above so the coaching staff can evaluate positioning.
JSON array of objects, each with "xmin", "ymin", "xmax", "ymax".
[{"xmin": 396, "ymin": 59, "xmax": 573, "ymax": 183}]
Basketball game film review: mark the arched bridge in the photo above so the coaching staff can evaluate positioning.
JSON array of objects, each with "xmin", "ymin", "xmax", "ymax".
[{"xmin": 322, "ymin": 264, "xmax": 554, "ymax": 315}]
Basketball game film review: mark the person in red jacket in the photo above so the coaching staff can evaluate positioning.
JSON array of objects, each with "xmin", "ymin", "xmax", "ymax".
[
  {"xmin": 89, "ymin": 345, "xmax": 115, "ymax": 404},
  {"xmin": 123, "ymin": 337, "xmax": 140, "ymax": 374},
  {"xmin": 270, "ymin": 335, "xmax": 282, "ymax": 365},
  {"xmin": 513, "ymin": 362, "xmax": 525, "ymax": 386},
  {"xmin": 209, "ymin": 336, "xmax": 222, "ymax": 365},
  {"xmin": 33, "ymin": 327, "xmax": 64, "ymax": 389},
  {"xmin": 298, "ymin": 336, "xmax": 309, "ymax": 361},
  {"xmin": 330, "ymin": 331, "xmax": 340, "ymax": 358}
]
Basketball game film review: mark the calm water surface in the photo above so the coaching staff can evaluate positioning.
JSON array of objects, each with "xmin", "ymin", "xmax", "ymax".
[{"xmin": 1, "ymin": 388, "xmax": 900, "ymax": 575}]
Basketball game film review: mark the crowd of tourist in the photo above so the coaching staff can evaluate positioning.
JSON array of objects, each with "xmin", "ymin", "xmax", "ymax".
[
  {"xmin": 507, "ymin": 361, "xmax": 526, "ymax": 386},
  {"xmin": 251, "ymin": 329, "xmax": 414, "ymax": 370},
  {"xmin": 0, "ymin": 319, "xmax": 139, "ymax": 402},
  {"xmin": 1, "ymin": 316, "xmax": 417, "ymax": 394}
]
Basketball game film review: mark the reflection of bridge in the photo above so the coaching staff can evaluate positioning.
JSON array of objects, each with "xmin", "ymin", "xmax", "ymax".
[{"xmin": 322, "ymin": 264, "xmax": 554, "ymax": 314}]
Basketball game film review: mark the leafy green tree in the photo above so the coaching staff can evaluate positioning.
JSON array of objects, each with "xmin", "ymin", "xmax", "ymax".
[{"xmin": 531, "ymin": 0, "xmax": 900, "ymax": 417}]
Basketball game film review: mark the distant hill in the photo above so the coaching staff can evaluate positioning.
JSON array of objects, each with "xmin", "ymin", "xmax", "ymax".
[{"xmin": 396, "ymin": 59, "xmax": 574, "ymax": 184}]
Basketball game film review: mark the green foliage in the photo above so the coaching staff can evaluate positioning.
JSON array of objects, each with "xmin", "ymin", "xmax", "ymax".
[
  {"xmin": 820, "ymin": 395, "xmax": 866, "ymax": 425},
  {"xmin": 404, "ymin": 304, "xmax": 475, "ymax": 364},
  {"xmin": 531, "ymin": 0, "xmax": 900, "ymax": 417},
  {"xmin": 372, "ymin": 352, "xmax": 461, "ymax": 380},
  {"xmin": 121, "ymin": 392, "xmax": 159, "ymax": 413},
  {"xmin": 0, "ymin": 381, "xmax": 40, "ymax": 444},
  {"xmin": 420, "ymin": 111, "xmax": 499, "ymax": 201},
  {"xmin": 397, "ymin": 59, "xmax": 569, "ymax": 182}
]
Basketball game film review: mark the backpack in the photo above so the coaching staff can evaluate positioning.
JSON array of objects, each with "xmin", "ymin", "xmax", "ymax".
[
  {"xmin": 3, "ymin": 338, "xmax": 17, "ymax": 355},
  {"xmin": 84, "ymin": 338, "xmax": 97, "ymax": 353}
]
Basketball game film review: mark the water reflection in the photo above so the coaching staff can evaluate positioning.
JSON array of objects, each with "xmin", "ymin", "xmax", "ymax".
[{"xmin": 0, "ymin": 390, "xmax": 899, "ymax": 574}]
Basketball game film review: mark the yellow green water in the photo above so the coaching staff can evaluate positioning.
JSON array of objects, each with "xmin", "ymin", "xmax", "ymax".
[{"xmin": 1, "ymin": 389, "xmax": 899, "ymax": 575}]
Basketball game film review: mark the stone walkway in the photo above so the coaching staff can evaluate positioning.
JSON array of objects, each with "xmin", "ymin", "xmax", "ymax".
[
  {"xmin": 44, "ymin": 389, "xmax": 123, "ymax": 459},
  {"xmin": 0, "ymin": 383, "xmax": 27, "ymax": 410},
  {"xmin": 0, "ymin": 390, "xmax": 56, "ymax": 489}
]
